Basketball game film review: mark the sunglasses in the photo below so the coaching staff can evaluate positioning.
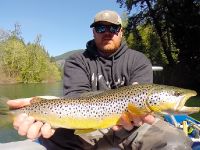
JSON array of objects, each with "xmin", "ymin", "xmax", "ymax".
[{"xmin": 94, "ymin": 24, "xmax": 121, "ymax": 34}]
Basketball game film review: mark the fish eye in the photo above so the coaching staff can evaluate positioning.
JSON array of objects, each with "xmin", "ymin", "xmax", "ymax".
[{"xmin": 174, "ymin": 91, "xmax": 181, "ymax": 96}]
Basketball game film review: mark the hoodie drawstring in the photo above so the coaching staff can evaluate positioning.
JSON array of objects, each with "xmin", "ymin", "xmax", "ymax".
[
  {"xmin": 95, "ymin": 56, "xmax": 100, "ymax": 90},
  {"xmin": 111, "ymin": 56, "xmax": 117, "ymax": 89}
]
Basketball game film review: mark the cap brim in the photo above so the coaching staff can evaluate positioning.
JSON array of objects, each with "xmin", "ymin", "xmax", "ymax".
[
  {"xmin": 90, "ymin": 22, "xmax": 121, "ymax": 28},
  {"xmin": 90, "ymin": 23, "xmax": 95, "ymax": 28}
]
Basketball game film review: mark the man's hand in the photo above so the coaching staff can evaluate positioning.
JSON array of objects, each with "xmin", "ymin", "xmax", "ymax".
[
  {"xmin": 112, "ymin": 113, "xmax": 155, "ymax": 131},
  {"xmin": 7, "ymin": 97, "xmax": 55, "ymax": 140}
]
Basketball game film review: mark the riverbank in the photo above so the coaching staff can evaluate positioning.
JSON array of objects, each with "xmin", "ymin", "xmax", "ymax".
[{"xmin": 0, "ymin": 76, "xmax": 61, "ymax": 85}]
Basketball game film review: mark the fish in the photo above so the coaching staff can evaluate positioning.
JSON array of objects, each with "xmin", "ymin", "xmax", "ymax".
[{"xmin": 6, "ymin": 84, "xmax": 200, "ymax": 134}]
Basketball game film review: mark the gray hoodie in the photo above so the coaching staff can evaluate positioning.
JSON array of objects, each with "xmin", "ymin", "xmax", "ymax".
[{"xmin": 63, "ymin": 40, "xmax": 153, "ymax": 97}]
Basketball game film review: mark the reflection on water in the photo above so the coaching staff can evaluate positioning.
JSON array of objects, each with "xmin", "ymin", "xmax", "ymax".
[
  {"xmin": 0, "ymin": 82, "xmax": 63, "ymax": 99},
  {"xmin": 0, "ymin": 82, "xmax": 63, "ymax": 143}
]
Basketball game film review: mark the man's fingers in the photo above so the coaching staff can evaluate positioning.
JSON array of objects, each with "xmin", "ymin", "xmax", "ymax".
[
  {"xmin": 112, "ymin": 113, "xmax": 136, "ymax": 131},
  {"xmin": 18, "ymin": 116, "xmax": 35, "ymax": 136},
  {"xmin": 127, "ymin": 112, "xmax": 143, "ymax": 127},
  {"xmin": 113, "ymin": 113, "xmax": 155, "ymax": 132},
  {"xmin": 119, "ymin": 113, "xmax": 133, "ymax": 131},
  {"xmin": 13, "ymin": 113, "xmax": 28, "ymax": 130},
  {"xmin": 112, "ymin": 125, "xmax": 122, "ymax": 131},
  {"xmin": 7, "ymin": 98, "xmax": 32, "ymax": 109},
  {"xmin": 27, "ymin": 121, "xmax": 43, "ymax": 140},
  {"xmin": 41, "ymin": 123, "xmax": 55, "ymax": 138},
  {"xmin": 129, "ymin": 113, "xmax": 155, "ymax": 125},
  {"xmin": 141, "ymin": 114, "xmax": 155, "ymax": 124},
  {"xmin": 14, "ymin": 115, "xmax": 55, "ymax": 139},
  {"xmin": 8, "ymin": 97, "xmax": 56, "ymax": 140},
  {"xmin": 131, "ymin": 116, "xmax": 143, "ymax": 127}
]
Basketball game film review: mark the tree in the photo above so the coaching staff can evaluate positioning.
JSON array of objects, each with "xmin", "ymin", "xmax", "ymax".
[
  {"xmin": 117, "ymin": 0, "xmax": 200, "ymax": 65},
  {"xmin": 165, "ymin": 0, "xmax": 200, "ymax": 65},
  {"xmin": 0, "ymin": 29, "xmax": 10, "ymax": 42},
  {"xmin": 117, "ymin": 0, "xmax": 200, "ymax": 90},
  {"xmin": 0, "ymin": 25, "xmax": 61, "ymax": 83}
]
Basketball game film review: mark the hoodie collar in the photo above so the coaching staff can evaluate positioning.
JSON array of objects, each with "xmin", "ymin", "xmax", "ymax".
[{"xmin": 86, "ymin": 39, "xmax": 128, "ymax": 59}]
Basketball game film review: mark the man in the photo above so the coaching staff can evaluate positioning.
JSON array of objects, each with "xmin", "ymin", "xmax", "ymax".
[{"xmin": 7, "ymin": 10, "xmax": 192, "ymax": 150}]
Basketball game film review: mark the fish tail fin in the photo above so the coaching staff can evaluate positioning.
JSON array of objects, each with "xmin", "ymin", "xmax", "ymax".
[
  {"xmin": 0, "ymin": 97, "xmax": 14, "ymax": 127},
  {"xmin": 0, "ymin": 96, "xmax": 10, "ymax": 115},
  {"xmin": 0, "ymin": 109, "xmax": 9, "ymax": 115}
]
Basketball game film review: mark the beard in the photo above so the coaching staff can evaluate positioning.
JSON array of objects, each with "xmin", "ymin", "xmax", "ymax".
[
  {"xmin": 101, "ymin": 41, "xmax": 116, "ymax": 53},
  {"xmin": 94, "ymin": 32, "xmax": 122, "ymax": 55},
  {"xmin": 98, "ymin": 38, "xmax": 121, "ymax": 54}
]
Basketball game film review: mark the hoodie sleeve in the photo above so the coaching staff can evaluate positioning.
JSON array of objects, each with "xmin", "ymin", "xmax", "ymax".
[
  {"xmin": 63, "ymin": 53, "xmax": 91, "ymax": 98},
  {"xmin": 130, "ymin": 51, "xmax": 153, "ymax": 84}
]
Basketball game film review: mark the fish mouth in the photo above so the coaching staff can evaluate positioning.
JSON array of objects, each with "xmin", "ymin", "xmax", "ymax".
[{"xmin": 176, "ymin": 91, "xmax": 200, "ymax": 114}]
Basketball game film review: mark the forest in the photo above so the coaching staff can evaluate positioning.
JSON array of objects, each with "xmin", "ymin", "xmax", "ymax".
[
  {"xmin": 0, "ymin": 24, "xmax": 61, "ymax": 84},
  {"xmin": 117, "ymin": 0, "xmax": 200, "ymax": 92}
]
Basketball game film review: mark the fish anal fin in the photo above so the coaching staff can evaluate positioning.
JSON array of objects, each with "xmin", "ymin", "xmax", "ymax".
[
  {"xmin": 128, "ymin": 103, "xmax": 146, "ymax": 116},
  {"xmin": 74, "ymin": 129, "xmax": 97, "ymax": 135}
]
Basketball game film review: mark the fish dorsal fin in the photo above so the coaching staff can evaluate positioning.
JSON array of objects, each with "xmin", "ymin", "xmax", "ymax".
[
  {"xmin": 30, "ymin": 97, "xmax": 46, "ymax": 104},
  {"xmin": 80, "ymin": 91, "xmax": 105, "ymax": 97},
  {"xmin": 74, "ymin": 129, "xmax": 97, "ymax": 135},
  {"xmin": 128, "ymin": 103, "xmax": 147, "ymax": 116}
]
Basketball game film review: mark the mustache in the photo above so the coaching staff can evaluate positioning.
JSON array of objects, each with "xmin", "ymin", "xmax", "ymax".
[{"xmin": 102, "ymin": 35, "xmax": 113, "ymax": 40}]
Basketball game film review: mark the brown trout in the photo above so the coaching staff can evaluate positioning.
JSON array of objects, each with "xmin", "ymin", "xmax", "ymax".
[{"xmin": 8, "ymin": 84, "xmax": 200, "ymax": 133}]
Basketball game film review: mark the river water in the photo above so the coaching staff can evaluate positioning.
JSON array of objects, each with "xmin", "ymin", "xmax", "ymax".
[{"xmin": 0, "ymin": 82, "xmax": 63, "ymax": 143}]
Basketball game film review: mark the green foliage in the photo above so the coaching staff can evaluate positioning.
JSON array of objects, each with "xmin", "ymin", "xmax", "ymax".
[
  {"xmin": 0, "ymin": 36, "xmax": 26, "ymax": 79},
  {"xmin": 117, "ymin": 0, "xmax": 200, "ymax": 92},
  {"xmin": 139, "ymin": 25, "xmax": 167, "ymax": 65},
  {"xmin": 0, "ymin": 26, "xmax": 61, "ymax": 84},
  {"xmin": 125, "ymin": 23, "xmax": 168, "ymax": 65},
  {"xmin": 117, "ymin": 0, "xmax": 200, "ymax": 66}
]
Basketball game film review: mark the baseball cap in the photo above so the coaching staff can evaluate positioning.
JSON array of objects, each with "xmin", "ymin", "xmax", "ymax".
[{"xmin": 90, "ymin": 10, "xmax": 122, "ymax": 27}]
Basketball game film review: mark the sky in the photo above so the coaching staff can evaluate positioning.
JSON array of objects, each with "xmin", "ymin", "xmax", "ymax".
[{"xmin": 0, "ymin": 0, "xmax": 127, "ymax": 57}]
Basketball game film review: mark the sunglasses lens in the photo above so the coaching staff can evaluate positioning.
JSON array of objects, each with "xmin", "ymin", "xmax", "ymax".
[
  {"xmin": 95, "ymin": 25, "xmax": 106, "ymax": 33},
  {"xmin": 94, "ymin": 25, "xmax": 121, "ymax": 34},
  {"xmin": 110, "ymin": 25, "xmax": 120, "ymax": 33}
]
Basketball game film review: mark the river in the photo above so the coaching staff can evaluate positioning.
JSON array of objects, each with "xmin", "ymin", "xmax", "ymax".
[{"xmin": 0, "ymin": 82, "xmax": 63, "ymax": 143}]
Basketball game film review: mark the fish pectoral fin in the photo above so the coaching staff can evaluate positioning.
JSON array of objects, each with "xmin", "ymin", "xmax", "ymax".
[
  {"xmin": 148, "ymin": 106, "xmax": 162, "ymax": 114},
  {"xmin": 128, "ymin": 103, "xmax": 146, "ymax": 115},
  {"xmin": 74, "ymin": 129, "xmax": 97, "ymax": 135},
  {"xmin": 145, "ymin": 100, "xmax": 163, "ymax": 114}
]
